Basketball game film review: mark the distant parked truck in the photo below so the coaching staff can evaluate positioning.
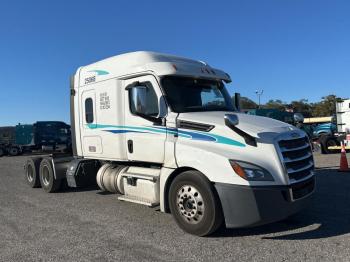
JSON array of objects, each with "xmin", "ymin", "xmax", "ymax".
[
  {"xmin": 247, "ymin": 109, "xmax": 296, "ymax": 125},
  {"xmin": 312, "ymin": 122, "xmax": 336, "ymax": 138},
  {"xmin": 312, "ymin": 99, "xmax": 350, "ymax": 154},
  {"xmin": 336, "ymin": 99, "xmax": 350, "ymax": 133},
  {"xmin": 0, "ymin": 121, "xmax": 71, "ymax": 157}
]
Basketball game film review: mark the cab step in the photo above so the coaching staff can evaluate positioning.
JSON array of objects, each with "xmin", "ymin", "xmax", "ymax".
[{"xmin": 118, "ymin": 195, "xmax": 159, "ymax": 207}]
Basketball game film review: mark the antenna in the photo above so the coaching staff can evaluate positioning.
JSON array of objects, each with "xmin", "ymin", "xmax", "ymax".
[{"xmin": 255, "ymin": 90, "xmax": 264, "ymax": 108}]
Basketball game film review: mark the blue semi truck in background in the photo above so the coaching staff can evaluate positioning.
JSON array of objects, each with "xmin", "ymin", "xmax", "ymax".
[
  {"xmin": 0, "ymin": 121, "xmax": 71, "ymax": 157},
  {"xmin": 312, "ymin": 122, "xmax": 337, "ymax": 137}
]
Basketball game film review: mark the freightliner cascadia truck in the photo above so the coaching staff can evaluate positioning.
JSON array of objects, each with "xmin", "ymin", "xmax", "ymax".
[{"xmin": 24, "ymin": 51, "xmax": 315, "ymax": 236}]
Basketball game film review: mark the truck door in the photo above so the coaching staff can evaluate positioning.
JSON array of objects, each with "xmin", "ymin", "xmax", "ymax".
[
  {"xmin": 80, "ymin": 90, "xmax": 103, "ymax": 156},
  {"xmin": 123, "ymin": 75, "xmax": 166, "ymax": 163}
]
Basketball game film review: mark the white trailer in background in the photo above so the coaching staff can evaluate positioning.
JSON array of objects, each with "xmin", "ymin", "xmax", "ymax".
[
  {"xmin": 24, "ymin": 51, "xmax": 315, "ymax": 236},
  {"xmin": 336, "ymin": 99, "xmax": 350, "ymax": 133}
]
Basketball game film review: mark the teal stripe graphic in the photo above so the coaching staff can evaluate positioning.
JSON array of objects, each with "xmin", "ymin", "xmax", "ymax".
[
  {"xmin": 87, "ymin": 70, "xmax": 109, "ymax": 75},
  {"xmin": 87, "ymin": 124, "xmax": 245, "ymax": 147},
  {"xmin": 87, "ymin": 124, "xmax": 190, "ymax": 137},
  {"xmin": 208, "ymin": 133, "xmax": 246, "ymax": 147}
]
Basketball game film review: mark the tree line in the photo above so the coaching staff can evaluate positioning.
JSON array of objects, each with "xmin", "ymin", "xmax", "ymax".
[{"xmin": 239, "ymin": 95, "xmax": 343, "ymax": 117}]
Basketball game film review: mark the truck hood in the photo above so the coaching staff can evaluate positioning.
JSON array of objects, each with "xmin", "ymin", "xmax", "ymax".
[{"xmin": 178, "ymin": 111, "xmax": 297, "ymax": 138}]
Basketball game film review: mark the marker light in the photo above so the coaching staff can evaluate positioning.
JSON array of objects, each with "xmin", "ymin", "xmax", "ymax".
[
  {"xmin": 229, "ymin": 160, "xmax": 274, "ymax": 181},
  {"xmin": 230, "ymin": 161, "xmax": 246, "ymax": 180}
]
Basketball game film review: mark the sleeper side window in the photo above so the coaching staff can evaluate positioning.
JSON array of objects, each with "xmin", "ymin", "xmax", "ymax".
[{"xmin": 85, "ymin": 98, "xmax": 94, "ymax": 123}]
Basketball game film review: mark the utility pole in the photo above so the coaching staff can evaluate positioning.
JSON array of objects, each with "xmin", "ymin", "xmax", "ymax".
[{"xmin": 255, "ymin": 90, "xmax": 264, "ymax": 108}]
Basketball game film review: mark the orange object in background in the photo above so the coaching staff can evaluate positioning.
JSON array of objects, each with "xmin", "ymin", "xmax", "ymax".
[{"xmin": 338, "ymin": 142, "xmax": 350, "ymax": 172}]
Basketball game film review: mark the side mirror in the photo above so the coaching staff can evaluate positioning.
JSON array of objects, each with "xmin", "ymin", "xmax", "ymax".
[
  {"xmin": 293, "ymin": 113, "xmax": 304, "ymax": 123},
  {"xmin": 130, "ymin": 86, "xmax": 148, "ymax": 115},
  {"xmin": 128, "ymin": 84, "xmax": 166, "ymax": 125},
  {"xmin": 224, "ymin": 114, "xmax": 239, "ymax": 127},
  {"xmin": 234, "ymin": 93, "xmax": 241, "ymax": 112}
]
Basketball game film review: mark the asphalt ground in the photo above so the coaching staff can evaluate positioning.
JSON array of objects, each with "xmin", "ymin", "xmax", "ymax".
[{"xmin": 1, "ymin": 153, "xmax": 350, "ymax": 262}]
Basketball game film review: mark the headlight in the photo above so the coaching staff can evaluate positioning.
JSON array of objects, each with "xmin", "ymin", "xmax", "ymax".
[{"xmin": 229, "ymin": 160, "xmax": 274, "ymax": 181}]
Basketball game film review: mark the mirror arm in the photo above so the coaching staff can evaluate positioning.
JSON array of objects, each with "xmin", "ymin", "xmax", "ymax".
[
  {"xmin": 225, "ymin": 118, "xmax": 257, "ymax": 147},
  {"xmin": 234, "ymin": 93, "xmax": 241, "ymax": 112},
  {"xmin": 136, "ymin": 112, "xmax": 164, "ymax": 125},
  {"xmin": 125, "ymin": 81, "xmax": 141, "ymax": 90}
]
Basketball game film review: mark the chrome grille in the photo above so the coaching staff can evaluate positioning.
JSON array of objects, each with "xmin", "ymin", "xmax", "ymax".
[{"xmin": 278, "ymin": 136, "xmax": 314, "ymax": 181}]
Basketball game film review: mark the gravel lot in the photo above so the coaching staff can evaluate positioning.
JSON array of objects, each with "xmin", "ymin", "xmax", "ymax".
[{"xmin": 1, "ymin": 153, "xmax": 350, "ymax": 262}]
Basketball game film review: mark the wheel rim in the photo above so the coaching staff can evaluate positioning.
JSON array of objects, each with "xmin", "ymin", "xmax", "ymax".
[
  {"xmin": 176, "ymin": 185, "xmax": 205, "ymax": 224},
  {"xmin": 42, "ymin": 166, "xmax": 50, "ymax": 186},
  {"xmin": 27, "ymin": 165, "xmax": 34, "ymax": 182},
  {"xmin": 10, "ymin": 148, "xmax": 18, "ymax": 154},
  {"xmin": 327, "ymin": 140, "xmax": 337, "ymax": 147}
]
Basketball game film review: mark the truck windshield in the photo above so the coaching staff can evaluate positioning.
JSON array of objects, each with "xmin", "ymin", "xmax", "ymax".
[{"xmin": 161, "ymin": 76, "xmax": 235, "ymax": 113}]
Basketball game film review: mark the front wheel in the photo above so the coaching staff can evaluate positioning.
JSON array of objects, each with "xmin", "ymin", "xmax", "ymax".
[{"xmin": 169, "ymin": 170, "xmax": 223, "ymax": 236}]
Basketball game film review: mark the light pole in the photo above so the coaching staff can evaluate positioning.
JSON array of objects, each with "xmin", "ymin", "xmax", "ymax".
[{"xmin": 255, "ymin": 90, "xmax": 264, "ymax": 108}]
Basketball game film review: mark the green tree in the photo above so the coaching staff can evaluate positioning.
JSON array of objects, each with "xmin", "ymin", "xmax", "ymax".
[
  {"xmin": 238, "ymin": 96, "xmax": 257, "ymax": 109},
  {"xmin": 263, "ymin": 99, "xmax": 286, "ymax": 111},
  {"xmin": 290, "ymin": 99, "xmax": 313, "ymax": 117},
  {"xmin": 311, "ymin": 95, "xmax": 341, "ymax": 117}
]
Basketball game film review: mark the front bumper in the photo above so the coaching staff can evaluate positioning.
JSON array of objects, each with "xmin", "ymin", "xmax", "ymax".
[{"xmin": 215, "ymin": 176, "xmax": 315, "ymax": 228}]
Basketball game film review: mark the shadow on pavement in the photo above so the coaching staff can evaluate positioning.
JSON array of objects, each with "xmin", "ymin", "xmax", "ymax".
[
  {"xmin": 213, "ymin": 168, "xmax": 350, "ymax": 240},
  {"xmin": 57, "ymin": 183, "xmax": 99, "ymax": 193}
]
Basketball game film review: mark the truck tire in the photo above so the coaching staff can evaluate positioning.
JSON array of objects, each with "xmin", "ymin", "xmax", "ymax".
[
  {"xmin": 25, "ymin": 158, "xmax": 42, "ymax": 188},
  {"xmin": 0, "ymin": 147, "xmax": 5, "ymax": 157},
  {"xmin": 39, "ymin": 158, "xmax": 61, "ymax": 193},
  {"xmin": 8, "ymin": 146, "xmax": 20, "ymax": 156},
  {"xmin": 319, "ymin": 135, "xmax": 338, "ymax": 154},
  {"xmin": 169, "ymin": 170, "xmax": 223, "ymax": 236}
]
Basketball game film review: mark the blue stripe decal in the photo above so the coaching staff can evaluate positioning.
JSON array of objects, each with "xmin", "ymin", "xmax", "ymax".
[
  {"xmin": 106, "ymin": 130, "xmax": 146, "ymax": 134},
  {"xmin": 87, "ymin": 124, "xmax": 245, "ymax": 147}
]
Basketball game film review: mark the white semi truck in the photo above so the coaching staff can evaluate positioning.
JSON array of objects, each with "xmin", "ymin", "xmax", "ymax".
[{"xmin": 25, "ymin": 51, "xmax": 315, "ymax": 236}]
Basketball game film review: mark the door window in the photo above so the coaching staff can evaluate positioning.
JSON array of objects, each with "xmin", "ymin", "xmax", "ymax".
[{"xmin": 85, "ymin": 98, "xmax": 94, "ymax": 123}]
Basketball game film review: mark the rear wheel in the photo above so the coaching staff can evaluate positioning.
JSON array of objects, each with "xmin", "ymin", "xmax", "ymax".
[
  {"xmin": 9, "ymin": 146, "xmax": 20, "ymax": 156},
  {"xmin": 39, "ymin": 158, "xmax": 61, "ymax": 193},
  {"xmin": 320, "ymin": 135, "xmax": 338, "ymax": 154},
  {"xmin": 25, "ymin": 158, "xmax": 42, "ymax": 188},
  {"xmin": 169, "ymin": 170, "xmax": 223, "ymax": 236}
]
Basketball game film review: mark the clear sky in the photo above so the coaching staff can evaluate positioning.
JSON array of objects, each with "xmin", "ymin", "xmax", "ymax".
[{"xmin": 0, "ymin": 0, "xmax": 349, "ymax": 125}]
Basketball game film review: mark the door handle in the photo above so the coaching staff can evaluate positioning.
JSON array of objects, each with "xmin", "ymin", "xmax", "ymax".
[{"xmin": 127, "ymin": 140, "xmax": 133, "ymax": 153}]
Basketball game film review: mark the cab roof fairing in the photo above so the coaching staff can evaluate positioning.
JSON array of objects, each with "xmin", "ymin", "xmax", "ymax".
[
  {"xmin": 144, "ymin": 62, "xmax": 232, "ymax": 83},
  {"xmin": 76, "ymin": 51, "xmax": 231, "ymax": 86}
]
